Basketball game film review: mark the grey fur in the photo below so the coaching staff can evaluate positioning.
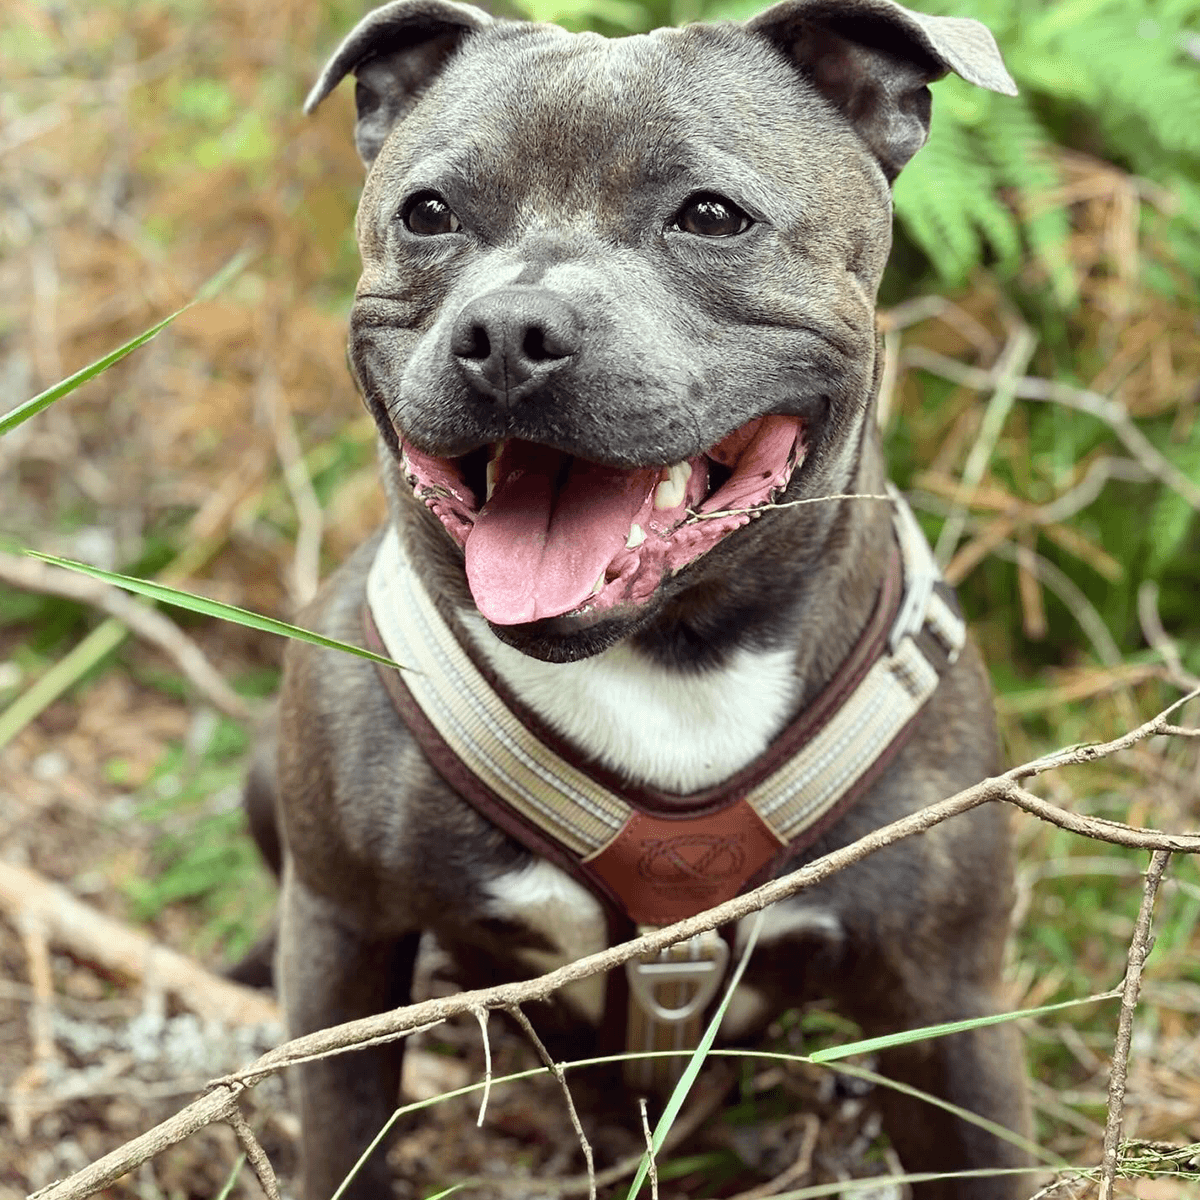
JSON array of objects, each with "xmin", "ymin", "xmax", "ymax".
[{"xmin": 245, "ymin": 3, "xmax": 1032, "ymax": 1197}]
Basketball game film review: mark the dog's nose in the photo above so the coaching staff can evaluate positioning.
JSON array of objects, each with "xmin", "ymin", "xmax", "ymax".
[{"xmin": 450, "ymin": 288, "xmax": 581, "ymax": 404}]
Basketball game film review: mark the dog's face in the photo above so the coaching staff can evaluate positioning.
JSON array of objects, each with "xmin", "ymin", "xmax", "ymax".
[{"xmin": 307, "ymin": 0, "xmax": 1014, "ymax": 660}]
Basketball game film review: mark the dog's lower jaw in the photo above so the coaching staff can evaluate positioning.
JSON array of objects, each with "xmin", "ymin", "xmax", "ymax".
[{"xmin": 482, "ymin": 602, "xmax": 663, "ymax": 663}]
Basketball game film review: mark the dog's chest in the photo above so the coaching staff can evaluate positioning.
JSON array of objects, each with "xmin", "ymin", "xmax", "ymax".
[
  {"xmin": 462, "ymin": 616, "xmax": 805, "ymax": 1022},
  {"xmin": 461, "ymin": 615, "xmax": 801, "ymax": 793}
]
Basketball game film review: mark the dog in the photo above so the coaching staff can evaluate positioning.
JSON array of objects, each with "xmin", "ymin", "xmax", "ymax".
[{"xmin": 242, "ymin": 1, "xmax": 1032, "ymax": 1195}]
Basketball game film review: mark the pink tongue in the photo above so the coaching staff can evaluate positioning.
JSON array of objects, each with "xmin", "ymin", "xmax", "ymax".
[{"xmin": 464, "ymin": 445, "xmax": 659, "ymax": 625}]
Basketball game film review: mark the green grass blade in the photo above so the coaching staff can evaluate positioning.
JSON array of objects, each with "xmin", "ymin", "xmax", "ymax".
[
  {"xmin": 213, "ymin": 1154, "xmax": 246, "ymax": 1200},
  {"xmin": 808, "ymin": 988, "xmax": 1119, "ymax": 1063},
  {"xmin": 625, "ymin": 913, "xmax": 765, "ymax": 1200},
  {"xmin": 819, "ymin": 1060, "xmax": 1057, "ymax": 1166},
  {"xmin": 0, "ymin": 619, "xmax": 127, "ymax": 752},
  {"xmin": 765, "ymin": 1166, "xmax": 1045, "ymax": 1197},
  {"xmin": 21, "ymin": 549, "xmax": 405, "ymax": 671},
  {"xmin": 0, "ymin": 249, "xmax": 253, "ymax": 438}
]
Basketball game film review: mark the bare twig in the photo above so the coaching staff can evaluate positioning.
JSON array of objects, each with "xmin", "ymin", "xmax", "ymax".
[
  {"xmin": 987, "ymin": 541, "xmax": 1125, "ymax": 668},
  {"xmin": 471, "ymin": 1007, "xmax": 492, "ymax": 1128},
  {"xmin": 259, "ymin": 364, "xmax": 323, "ymax": 608},
  {"xmin": 687, "ymin": 492, "xmax": 891, "ymax": 522},
  {"xmin": 0, "ymin": 550, "xmax": 254, "ymax": 720},
  {"xmin": 879, "ymin": 295, "xmax": 1001, "ymax": 357},
  {"xmin": 904, "ymin": 347, "xmax": 1200, "ymax": 512},
  {"xmin": 455, "ymin": 1064, "xmax": 734, "ymax": 1196},
  {"xmin": 1138, "ymin": 580, "xmax": 1200, "ymax": 691},
  {"xmin": 26, "ymin": 690, "xmax": 1200, "ymax": 1200},
  {"xmin": 1033, "ymin": 456, "xmax": 1151, "ymax": 525},
  {"xmin": 228, "ymin": 1107, "xmax": 281, "ymax": 1200},
  {"xmin": 922, "ymin": 456, "xmax": 1147, "ymax": 586},
  {"xmin": 877, "ymin": 295, "xmax": 951, "ymax": 334},
  {"xmin": 8, "ymin": 914, "xmax": 59, "ymax": 1140},
  {"xmin": 18, "ymin": 914, "xmax": 57, "ymax": 1069},
  {"xmin": 910, "ymin": 500, "xmax": 1127, "ymax": 672},
  {"xmin": 638, "ymin": 1098, "xmax": 659, "ymax": 1200},
  {"xmin": 509, "ymin": 1006, "xmax": 596, "ymax": 1200},
  {"xmin": 1097, "ymin": 850, "xmax": 1172, "ymax": 1200},
  {"xmin": 1026, "ymin": 1176, "xmax": 1091, "ymax": 1200},
  {"xmin": 933, "ymin": 325, "xmax": 1038, "ymax": 565}
]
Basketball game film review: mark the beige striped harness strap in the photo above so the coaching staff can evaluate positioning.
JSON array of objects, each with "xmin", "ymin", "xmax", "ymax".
[{"xmin": 364, "ymin": 487, "xmax": 964, "ymax": 930}]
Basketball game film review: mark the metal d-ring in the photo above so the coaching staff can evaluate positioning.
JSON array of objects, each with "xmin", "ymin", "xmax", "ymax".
[{"xmin": 625, "ymin": 930, "xmax": 731, "ymax": 1024}]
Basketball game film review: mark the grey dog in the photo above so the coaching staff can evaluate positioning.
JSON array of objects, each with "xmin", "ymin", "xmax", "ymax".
[{"xmin": 241, "ymin": 0, "xmax": 1033, "ymax": 1195}]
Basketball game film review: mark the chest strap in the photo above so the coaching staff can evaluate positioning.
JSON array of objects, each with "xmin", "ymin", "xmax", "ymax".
[{"xmin": 363, "ymin": 487, "xmax": 964, "ymax": 930}]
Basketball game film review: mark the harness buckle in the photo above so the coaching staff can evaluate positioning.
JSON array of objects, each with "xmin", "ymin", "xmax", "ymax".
[{"xmin": 624, "ymin": 929, "xmax": 730, "ymax": 1094}]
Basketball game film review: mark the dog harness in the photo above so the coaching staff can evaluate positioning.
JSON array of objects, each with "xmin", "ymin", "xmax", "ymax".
[{"xmin": 364, "ymin": 488, "xmax": 965, "ymax": 1086}]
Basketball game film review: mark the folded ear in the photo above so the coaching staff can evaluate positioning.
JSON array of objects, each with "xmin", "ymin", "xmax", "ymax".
[
  {"xmin": 747, "ymin": 0, "xmax": 1015, "ymax": 181},
  {"xmin": 304, "ymin": 0, "xmax": 494, "ymax": 166}
]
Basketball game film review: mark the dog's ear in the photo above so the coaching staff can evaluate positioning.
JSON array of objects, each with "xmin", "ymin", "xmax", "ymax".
[
  {"xmin": 305, "ymin": 0, "xmax": 493, "ymax": 166},
  {"xmin": 747, "ymin": 0, "xmax": 1015, "ymax": 180}
]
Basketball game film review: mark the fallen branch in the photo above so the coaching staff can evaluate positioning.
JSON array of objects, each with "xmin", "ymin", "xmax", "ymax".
[
  {"xmin": 0, "ymin": 861, "xmax": 278, "ymax": 1027},
  {"xmin": 26, "ymin": 688, "xmax": 1200, "ymax": 1200}
]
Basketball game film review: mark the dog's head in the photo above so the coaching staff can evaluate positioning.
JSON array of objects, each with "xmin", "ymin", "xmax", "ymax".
[{"xmin": 308, "ymin": 0, "xmax": 1012, "ymax": 660}]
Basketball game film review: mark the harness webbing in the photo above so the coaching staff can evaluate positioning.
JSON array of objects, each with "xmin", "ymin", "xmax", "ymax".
[{"xmin": 364, "ymin": 488, "xmax": 964, "ymax": 929}]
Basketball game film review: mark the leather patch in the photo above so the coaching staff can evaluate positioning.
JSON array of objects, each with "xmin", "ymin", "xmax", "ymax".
[{"xmin": 583, "ymin": 799, "xmax": 784, "ymax": 926}]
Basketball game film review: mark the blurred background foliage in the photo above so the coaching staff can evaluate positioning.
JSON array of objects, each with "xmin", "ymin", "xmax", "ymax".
[{"xmin": 1, "ymin": 0, "xmax": 1199, "ymax": 1191}]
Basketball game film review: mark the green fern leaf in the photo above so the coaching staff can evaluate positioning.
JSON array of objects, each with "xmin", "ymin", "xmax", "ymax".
[{"xmin": 1145, "ymin": 426, "xmax": 1200, "ymax": 574}]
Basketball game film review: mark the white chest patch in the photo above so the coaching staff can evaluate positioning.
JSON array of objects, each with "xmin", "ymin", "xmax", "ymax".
[
  {"xmin": 486, "ymin": 858, "xmax": 608, "ymax": 1023},
  {"xmin": 461, "ymin": 615, "xmax": 800, "ymax": 793}
]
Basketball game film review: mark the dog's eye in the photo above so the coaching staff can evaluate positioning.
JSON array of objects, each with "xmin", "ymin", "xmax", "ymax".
[
  {"xmin": 401, "ymin": 192, "xmax": 463, "ymax": 236},
  {"xmin": 672, "ymin": 194, "xmax": 753, "ymax": 238}
]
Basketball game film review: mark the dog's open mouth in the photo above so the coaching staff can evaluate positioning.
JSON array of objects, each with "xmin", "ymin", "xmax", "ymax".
[{"xmin": 399, "ymin": 414, "xmax": 806, "ymax": 625}]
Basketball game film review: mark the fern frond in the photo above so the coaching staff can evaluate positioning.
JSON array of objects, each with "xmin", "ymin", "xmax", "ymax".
[
  {"xmin": 894, "ymin": 98, "xmax": 1018, "ymax": 283},
  {"xmin": 886, "ymin": 0, "xmax": 1197, "ymax": 310},
  {"xmin": 1145, "ymin": 424, "xmax": 1200, "ymax": 574}
]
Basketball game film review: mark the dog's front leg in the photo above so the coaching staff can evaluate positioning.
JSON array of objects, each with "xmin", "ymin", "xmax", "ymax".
[
  {"xmin": 279, "ymin": 869, "xmax": 419, "ymax": 1200},
  {"xmin": 873, "ymin": 1015, "xmax": 1030, "ymax": 1200}
]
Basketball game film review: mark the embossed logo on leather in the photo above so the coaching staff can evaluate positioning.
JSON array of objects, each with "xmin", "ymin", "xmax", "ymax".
[
  {"xmin": 637, "ymin": 834, "xmax": 747, "ymax": 887},
  {"xmin": 584, "ymin": 800, "xmax": 782, "ymax": 925}
]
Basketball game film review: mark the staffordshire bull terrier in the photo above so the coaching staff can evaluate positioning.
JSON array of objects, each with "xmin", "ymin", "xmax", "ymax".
[{"xmin": 244, "ymin": 1, "xmax": 1032, "ymax": 1195}]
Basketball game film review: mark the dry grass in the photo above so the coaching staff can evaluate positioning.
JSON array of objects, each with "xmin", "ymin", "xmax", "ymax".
[{"xmin": 2, "ymin": 1, "xmax": 1199, "ymax": 1197}]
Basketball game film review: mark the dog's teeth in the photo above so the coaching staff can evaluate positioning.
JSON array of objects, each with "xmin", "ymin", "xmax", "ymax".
[
  {"xmin": 485, "ymin": 441, "xmax": 506, "ymax": 502},
  {"xmin": 625, "ymin": 523, "xmax": 646, "ymax": 549},
  {"xmin": 592, "ymin": 573, "xmax": 605, "ymax": 595},
  {"xmin": 654, "ymin": 461, "xmax": 691, "ymax": 510}
]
